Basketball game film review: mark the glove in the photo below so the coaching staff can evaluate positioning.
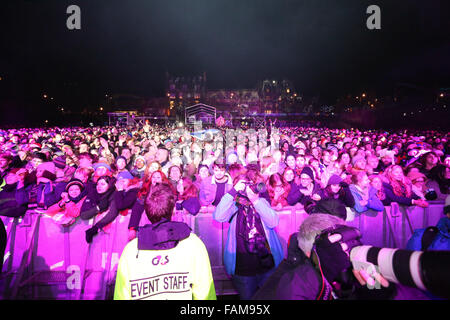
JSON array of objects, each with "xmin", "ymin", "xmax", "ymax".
[
  {"xmin": 313, "ymin": 225, "xmax": 362, "ymax": 284},
  {"xmin": 85, "ymin": 225, "xmax": 99, "ymax": 243}
]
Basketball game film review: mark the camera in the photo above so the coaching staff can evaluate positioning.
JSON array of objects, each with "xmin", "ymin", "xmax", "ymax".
[
  {"xmin": 243, "ymin": 181, "xmax": 267, "ymax": 194},
  {"xmin": 424, "ymin": 188, "xmax": 437, "ymax": 201}
]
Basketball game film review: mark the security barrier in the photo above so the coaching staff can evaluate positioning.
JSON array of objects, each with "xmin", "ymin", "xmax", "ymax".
[{"xmin": 0, "ymin": 201, "xmax": 445, "ymax": 299}]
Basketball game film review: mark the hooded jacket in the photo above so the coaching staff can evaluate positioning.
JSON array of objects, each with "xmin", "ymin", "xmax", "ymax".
[{"xmin": 114, "ymin": 219, "xmax": 216, "ymax": 300}]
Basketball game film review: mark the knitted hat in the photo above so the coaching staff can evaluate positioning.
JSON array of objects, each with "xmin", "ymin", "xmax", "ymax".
[
  {"xmin": 65, "ymin": 178, "xmax": 85, "ymax": 192},
  {"xmin": 53, "ymin": 156, "xmax": 67, "ymax": 169},
  {"xmin": 327, "ymin": 174, "xmax": 342, "ymax": 186},
  {"xmin": 300, "ymin": 166, "xmax": 315, "ymax": 180},
  {"xmin": 93, "ymin": 162, "xmax": 111, "ymax": 172}
]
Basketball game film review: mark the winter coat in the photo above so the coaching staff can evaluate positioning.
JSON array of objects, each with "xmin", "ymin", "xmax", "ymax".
[
  {"xmin": 286, "ymin": 182, "xmax": 324, "ymax": 207},
  {"xmin": 349, "ymin": 184, "xmax": 384, "ymax": 213},
  {"xmin": 381, "ymin": 182, "xmax": 419, "ymax": 207},
  {"xmin": 212, "ymin": 188, "xmax": 284, "ymax": 276},
  {"xmin": 406, "ymin": 217, "xmax": 450, "ymax": 251}
]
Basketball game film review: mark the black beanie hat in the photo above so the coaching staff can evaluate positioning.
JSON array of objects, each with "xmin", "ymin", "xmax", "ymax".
[{"xmin": 300, "ymin": 166, "xmax": 315, "ymax": 180}]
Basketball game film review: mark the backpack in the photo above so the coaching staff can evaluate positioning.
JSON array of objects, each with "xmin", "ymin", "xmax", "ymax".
[{"xmin": 421, "ymin": 226, "xmax": 439, "ymax": 251}]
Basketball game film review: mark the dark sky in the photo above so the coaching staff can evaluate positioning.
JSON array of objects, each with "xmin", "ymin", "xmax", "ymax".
[{"xmin": 1, "ymin": 0, "xmax": 449, "ymax": 109}]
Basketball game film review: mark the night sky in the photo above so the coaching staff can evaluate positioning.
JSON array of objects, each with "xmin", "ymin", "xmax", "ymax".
[{"xmin": 1, "ymin": 0, "xmax": 449, "ymax": 124}]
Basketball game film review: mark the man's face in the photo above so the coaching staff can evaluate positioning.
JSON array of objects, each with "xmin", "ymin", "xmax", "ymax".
[
  {"xmin": 213, "ymin": 166, "xmax": 226, "ymax": 180},
  {"xmin": 300, "ymin": 173, "xmax": 313, "ymax": 188},
  {"xmin": 286, "ymin": 155, "xmax": 296, "ymax": 169},
  {"xmin": 199, "ymin": 167, "xmax": 210, "ymax": 179},
  {"xmin": 426, "ymin": 154, "xmax": 438, "ymax": 166},
  {"xmin": 155, "ymin": 149, "xmax": 168, "ymax": 163},
  {"xmin": 31, "ymin": 158, "xmax": 43, "ymax": 169}
]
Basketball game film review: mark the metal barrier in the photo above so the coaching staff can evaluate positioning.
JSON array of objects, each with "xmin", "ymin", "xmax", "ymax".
[{"xmin": 0, "ymin": 201, "xmax": 445, "ymax": 299}]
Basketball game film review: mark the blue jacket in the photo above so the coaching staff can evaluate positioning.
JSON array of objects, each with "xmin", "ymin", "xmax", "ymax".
[
  {"xmin": 349, "ymin": 184, "xmax": 384, "ymax": 213},
  {"xmin": 406, "ymin": 217, "xmax": 450, "ymax": 251},
  {"xmin": 213, "ymin": 189, "xmax": 284, "ymax": 276}
]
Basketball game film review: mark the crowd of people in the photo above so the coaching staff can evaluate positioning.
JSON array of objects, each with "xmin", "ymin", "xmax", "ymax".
[{"xmin": 0, "ymin": 121, "xmax": 449, "ymax": 299}]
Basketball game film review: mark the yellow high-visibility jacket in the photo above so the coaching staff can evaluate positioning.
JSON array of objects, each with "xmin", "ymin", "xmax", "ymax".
[{"xmin": 114, "ymin": 232, "xmax": 216, "ymax": 300}]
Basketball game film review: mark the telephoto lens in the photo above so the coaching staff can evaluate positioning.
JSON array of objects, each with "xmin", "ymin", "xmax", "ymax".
[{"xmin": 350, "ymin": 246, "xmax": 450, "ymax": 299}]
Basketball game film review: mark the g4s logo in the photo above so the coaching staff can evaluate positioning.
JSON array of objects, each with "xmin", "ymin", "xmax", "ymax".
[{"xmin": 152, "ymin": 255, "xmax": 169, "ymax": 266}]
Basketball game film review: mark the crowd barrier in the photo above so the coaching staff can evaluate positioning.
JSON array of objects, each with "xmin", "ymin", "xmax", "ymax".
[{"xmin": 0, "ymin": 201, "xmax": 445, "ymax": 299}]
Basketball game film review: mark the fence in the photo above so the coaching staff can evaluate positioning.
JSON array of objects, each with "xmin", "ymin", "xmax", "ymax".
[{"xmin": 0, "ymin": 201, "xmax": 445, "ymax": 299}]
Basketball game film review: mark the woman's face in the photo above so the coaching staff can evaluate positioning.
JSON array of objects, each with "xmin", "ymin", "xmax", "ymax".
[
  {"xmin": 371, "ymin": 177, "xmax": 382, "ymax": 190},
  {"xmin": 169, "ymin": 167, "xmax": 181, "ymax": 181},
  {"xmin": 96, "ymin": 179, "xmax": 109, "ymax": 194},
  {"xmin": 68, "ymin": 185, "xmax": 81, "ymax": 199},
  {"xmin": 330, "ymin": 184, "xmax": 341, "ymax": 194},
  {"xmin": 151, "ymin": 172, "xmax": 162, "ymax": 185},
  {"xmin": 286, "ymin": 155, "xmax": 296, "ymax": 169},
  {"xmin": 5, "ymin": 173, "xmax": 18, "ymax": 185},
  {"xmin": 116, "ymin": 158, "xmax": 126, "ymax": 170},
  {"xmin": 341, "ymin": 153, "xmax": 350, "ymax": 164},
  {"xmin": 274, "ymin": 181, "xmax": 284, "ymax": 194},
  {"xmin": 199, "ymin": 166, "xmax": 210, "ymax": 180},
  {"xmin": 358, "ymin": 174, "xmax": 370, "ymax": 188},
  {"xmin": 391, "ymin": 166, "xmax": 404, "ymax": 181},
  {"xmin": 283, "ymin": 169, "xmax": 294, "ymax": 183}
]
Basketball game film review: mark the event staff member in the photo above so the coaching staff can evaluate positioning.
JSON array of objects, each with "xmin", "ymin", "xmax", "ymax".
[{"xmin": 114, "ymin": 183, "xmax": 216, "ymax": 300}]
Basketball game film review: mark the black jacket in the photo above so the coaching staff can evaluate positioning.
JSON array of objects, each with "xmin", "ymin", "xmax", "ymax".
[{"xmin": 252, "ymin": 233, "xmax": 323, "ymax": 300}]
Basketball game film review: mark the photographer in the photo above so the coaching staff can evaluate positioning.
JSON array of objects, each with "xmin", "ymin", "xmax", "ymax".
[
  {"xmin": 253, "ymin": 213, "xmax": 398, "ymax": 300},
  {"xmin": 254, "ymin": 213, "xmax": 436, "ymax": 300},
  {"xmin": 213, "ymin": 173, "xmax": 284, "ymax": 300}
]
